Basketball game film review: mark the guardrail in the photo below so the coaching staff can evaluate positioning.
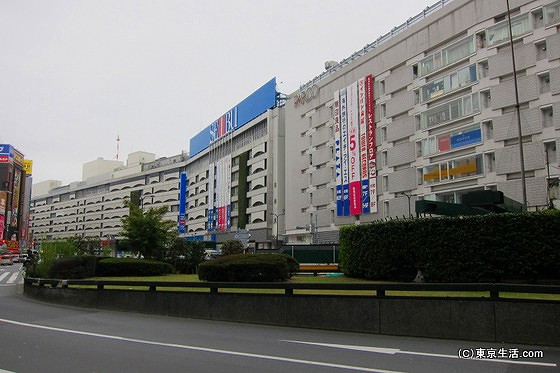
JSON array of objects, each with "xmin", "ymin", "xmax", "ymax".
[
  {"xmin": 24, "ymin": 277, "xmax": 560, "ymax": 298},
  {"xmin": 24, "ymin": 278, "xmax": 560, "ymax": 346}
]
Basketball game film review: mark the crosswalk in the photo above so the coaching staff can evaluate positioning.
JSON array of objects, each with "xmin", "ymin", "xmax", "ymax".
[{"xmin": 0, "ymin": 268, "xmax": 22, "ymax": 285}]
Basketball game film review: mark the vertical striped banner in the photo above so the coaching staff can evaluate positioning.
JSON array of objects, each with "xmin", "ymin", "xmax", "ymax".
[
  {"xmin": 365, "ymin": 74, "xmax": 378, "ymax": 213},
  {"xmin": 358, "ymin": 77, "xmax": 370, "ymax": 214},
  {"xmin": 333, "ymin": 91, "xmax": 343, "ymax": 216},
  {"xmin": 339, "ymin": 88, "xmax": 350, "ymax": 216},
  {"xmin": 347, "ymin": 81, "xmax": 362, "ymax": 215},
  {"xmin": 208, "ymin": 162, "xmax": 215, "ymax": 231}
]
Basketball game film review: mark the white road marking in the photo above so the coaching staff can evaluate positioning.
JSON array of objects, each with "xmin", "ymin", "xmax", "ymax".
[
  {"xmin": 0, "ymin": 272, "xmax": 9, "ymax": 282},
  {"xmin": 7, "ymin": 273, "xmax": 18, "ymax": 283},
  {"xmin": 0, "ymin": 318, "xmax": 403, "ymax": 373},
  {"xmin": 282, "ymin": 340, "xmax": 557, "ymax": 368}
]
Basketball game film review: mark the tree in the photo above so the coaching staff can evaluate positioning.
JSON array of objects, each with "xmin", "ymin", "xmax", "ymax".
[
  {"xmin": 120, "ymin": 202, "xmax": 177, "ymax": 260},
  {"xmin": 221, "ymin": 240, "xmax": 245, "ymax": 256},
  {"xmin": 67, "ymin": 236, "xmax": 102, "ymax": 256},
  {"xmin": 167, "ymin": 238, "xmax": 206, "ymax": 274}
]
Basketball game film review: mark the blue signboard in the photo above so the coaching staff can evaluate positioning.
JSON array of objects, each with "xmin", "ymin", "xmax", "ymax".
[
  {"xmin": 178, "ymin": 172, "xmax": 187, "ymax": 234},
  {"xmin": 450, "ymin": 128, "xmax": 482, "ymax": 149},
  {"xmin": 189, "ymin": 78, "xmax": 277, "ymax": 156}
]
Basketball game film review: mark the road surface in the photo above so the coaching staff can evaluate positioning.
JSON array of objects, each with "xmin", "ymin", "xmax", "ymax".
[{"xmin": 0, "ymin": 269, "xmax": 558, "ymax": 372}]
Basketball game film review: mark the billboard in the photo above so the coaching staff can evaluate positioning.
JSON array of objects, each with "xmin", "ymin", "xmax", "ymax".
[
  {"xmin": 23, "ymin": 160, "xmax": 33, "ymax": 175},
  {"xmin": 333, "ymin": 74, "xmax": 377, "ymax": 216},
  {"xmin": 178, "ymin": 172, "xmax": 187, "ymax": 234},
  {"xmin": 190, "ymin": 78, "xmax": 277, "ymax": 156},
  {"xmin": 0, "ymin": 144, "xmax": 14, "ymax": 163}
]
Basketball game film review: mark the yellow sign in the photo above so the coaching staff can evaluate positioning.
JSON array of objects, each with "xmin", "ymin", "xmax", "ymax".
[{"xmin": 23, "ymin": 160, "xmax": 33, "ymax": 175}]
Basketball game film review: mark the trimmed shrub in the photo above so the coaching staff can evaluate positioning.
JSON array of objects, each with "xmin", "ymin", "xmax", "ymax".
[
  {"xmin": 340, "ymin": 211, "xmax": 560, "ymax": 283},
  {"xmin": 48, "ymin": 256, "xmax": 101, "ymax": 279},
  {"xmin": 198, "ymin": 254, "xmax": 299, "ymax": 282},
  {"xmin": 96, "ymin": 258, "xmax": 173, "ymax": 277}
]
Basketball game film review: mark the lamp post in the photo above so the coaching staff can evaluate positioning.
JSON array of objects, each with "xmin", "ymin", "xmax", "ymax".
[
  {"xmin": 270, "ymin": 210, "xmax": 285, "ymax": 249},
  {"xmin": 401, "ymin": 192, "xmax": 414, "ymax": 218}
]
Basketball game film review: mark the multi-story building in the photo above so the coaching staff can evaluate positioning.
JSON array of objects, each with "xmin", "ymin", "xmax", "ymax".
[
  {"xmin": 283, "ymin": 0, "xmax": 560, "ymax": 243},
  {"xmin": 30, "ymin": 78, "xmax": 285, "ymax": 250},
  {"xmin": 30, "ymin": 0, "xmax": 560, "ymax": 249},
  {"xmin": 0, "ymin": 144, "xmax": 31, "ymax": 251}
]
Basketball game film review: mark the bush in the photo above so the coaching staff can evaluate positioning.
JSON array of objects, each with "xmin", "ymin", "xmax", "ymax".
[
  {"xmin": 198, "ymin": 254, "xmax": 299, "ymax": 282},
  {"xmin": 48, "ymin": 256, "xmax": 101, "ymax": 279},
  {"xmin": 340, "ymin": 211, "xmax": 560, "ymax": 283},
  {"xmin": 96, "ymin": 258, "xmax": 173, "ymax": 277},
  {"xmin": 220, "ymin": 240, "xmax": 245, "ymax": 256}
]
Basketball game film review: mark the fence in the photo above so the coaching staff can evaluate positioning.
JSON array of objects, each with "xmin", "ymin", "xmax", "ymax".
[{"xmin": 24, "ymin": 278, "xmax": 560, "ymax": 346}]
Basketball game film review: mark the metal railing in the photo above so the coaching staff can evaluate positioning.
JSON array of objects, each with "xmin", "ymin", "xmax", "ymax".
[{"xmin": 24, "ymin": 278, "xmax": 560, "ymax": 300}]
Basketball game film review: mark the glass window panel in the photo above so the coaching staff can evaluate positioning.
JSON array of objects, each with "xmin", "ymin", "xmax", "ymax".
[
  {"xmin": 487, "ymin": 13, "xmax": 532, "ymax": 47},
  {"xmin": 545, "ymin": 1, "xmax": 560, "ymax": 25},
  {"xmin": 443, "ymin": 36, "xmax": 475, "ymax": 65}
]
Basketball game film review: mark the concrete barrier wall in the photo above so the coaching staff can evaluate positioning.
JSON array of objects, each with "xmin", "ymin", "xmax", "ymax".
[{"xmin": 24, "ymin": 284, "xmax": 560, "ymax": 346}]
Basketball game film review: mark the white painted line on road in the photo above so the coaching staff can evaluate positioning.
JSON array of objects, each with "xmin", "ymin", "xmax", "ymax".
[
  {"xmin": 0, "ymin": 318, "xmax": 403, "ymax": 373},
  {"xmin": 0, "ymin": 273, "xmax": 9, "ymax": 282},
  {"xmin": 282, "ymin": 340, "xmax": 557, "ymax": 368},
  {"xmin": 7, "ymin": 273, "xmax": 18, "ymax": 284}
]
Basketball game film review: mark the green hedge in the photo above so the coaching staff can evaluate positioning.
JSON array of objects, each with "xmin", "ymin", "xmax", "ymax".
[
  {"xmin": 198, "ymin": 254, "xmax": 299, "ymax": 282},
  {"xmin": 96, "ymin": 258, "xmax": 173, "ymax": 277},
  {"xmin": 48, "ymin": 256, "xmax": 102, "ymax": 279},
  {"xmin": 340, "ymin": 211, "xmax": 560, "ymax": 283}
]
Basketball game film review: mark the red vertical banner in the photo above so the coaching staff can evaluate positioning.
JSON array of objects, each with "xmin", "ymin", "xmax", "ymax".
[{"xmin": 347, "ymin": 81, "xmax": 362, "ymax": 215}]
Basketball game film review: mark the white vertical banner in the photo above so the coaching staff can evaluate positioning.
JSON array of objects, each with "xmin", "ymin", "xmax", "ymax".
[
  {"xmin": 333, "ymin": 90, "xmax": 343, "ymax": 216},
  {"xmin": 340, "ymin": 88, "xmax": 350, "ymax": 216},
  {"xmin": 208, "ymin": 162, "xmax": 215, "ymax": 231},
  {"xmin": 347, "ymin": 81, "xmax": 362, "ymax": 215}
]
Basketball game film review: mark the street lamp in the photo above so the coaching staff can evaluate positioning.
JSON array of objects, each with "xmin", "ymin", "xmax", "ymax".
[
  {"xmin": 270, "ymin": 210, "xmax": 285, "ymax": 249},
  {"xmin": 400, "ymin": 192, "xmax": 415, "ymax": 218}
]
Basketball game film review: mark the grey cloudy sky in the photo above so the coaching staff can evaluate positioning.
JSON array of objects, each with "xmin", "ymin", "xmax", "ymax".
[{"xmin": 1, "ymin": 0, "xmax": 437, "ymax": 185}]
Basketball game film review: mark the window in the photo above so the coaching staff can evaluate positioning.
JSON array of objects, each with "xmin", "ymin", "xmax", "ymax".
[
  {"xmin": 485, "ymin": 152, "xmax": 496, "ymax": 173},
  {"xmin": 536, "ymin": 40, "xmax": 547, "ymax": 61},
  {"xmin": 486, "ymin": 13, "xmax": 532, "ymax": 47},
  {"xmin": 419, "ymin": 64, "xmax": 477, "ymax": 103},
  {"xmin": 542, "ymin": 106, "xmax": 554, "ymax": 128},
  {"xmin": 418, "ymin": 36, "xmax": 475, "ymax": 77},
  {"xmin": 422, "ymin": 154, "xmax": 483, "ymax": 184},
  {"xmin": 483, "ymin": 121, "xmax": 494, "ymax": 139},
  {"xmin": 420, "ymin": 93, "xmax": 480, "ymax": 129},
  {"xmin": 544, "ymin": 1, "xmax": 560, "ymax": 26},
  {"xmin": 538, "ymin": 73, "xmax": 551, "ymax": 94}
]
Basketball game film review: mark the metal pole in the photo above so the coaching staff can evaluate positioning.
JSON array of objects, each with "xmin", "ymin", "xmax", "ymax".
[{"xmin": 506, "ymin": 0, "xmax": 527, "ymax": 211}]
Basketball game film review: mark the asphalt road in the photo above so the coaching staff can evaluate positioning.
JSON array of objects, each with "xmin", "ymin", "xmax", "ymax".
[{"xmin": 0, "ymin": 272, "xmax": 559, "ymax": 373}]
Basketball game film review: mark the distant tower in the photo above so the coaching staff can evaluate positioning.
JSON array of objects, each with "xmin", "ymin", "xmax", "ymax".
[{"xmin": 115, "ymin": 134, "xmax": 120, "ymax": 160}]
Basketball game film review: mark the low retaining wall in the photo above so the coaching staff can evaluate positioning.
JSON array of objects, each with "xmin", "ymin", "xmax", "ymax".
[{"xmin": 24, "ymin": 281, "xmax": 560, "ymax": 346}]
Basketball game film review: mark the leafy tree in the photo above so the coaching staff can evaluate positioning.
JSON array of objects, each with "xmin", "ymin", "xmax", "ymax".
[
  {"xmin": 36, "ymin": 239, "xmax": 76, "ymax": 278},
  {"xmin": 167, "ymin": 238, "xmax": 206, "ymax": 274},
  {"xmin": 120, "ymin": 202, "xmax": 177, "ymax": 260},
  {"xmin": 221, "ymin": 240, "xmax": 245, "ymax": 256},
  {"xmin": 67, "ymin": 236, "xmax": 102, "ymax": 256}
]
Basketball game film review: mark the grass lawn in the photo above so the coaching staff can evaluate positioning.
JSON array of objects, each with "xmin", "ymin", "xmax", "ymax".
[{"xmin": 76, "ymin": 273, "xmax": 560, "ymax": 300}]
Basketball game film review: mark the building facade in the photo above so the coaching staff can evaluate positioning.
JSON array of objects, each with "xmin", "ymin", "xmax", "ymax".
[
  {"xmin": 29, "ymin": 0, "xmax": 560, "ymax": 248},
  {"xmin": 0, "ymin": 144, "xmax": 31, "ymax": 251},
  {"xmin": 283, "ymin": 0, "xmax": 560, "ymax": 243}
]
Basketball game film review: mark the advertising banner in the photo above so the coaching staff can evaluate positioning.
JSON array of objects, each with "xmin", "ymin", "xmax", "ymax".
[
  {"xmin": 365, "ymin": 74, "xmax": 377, "ymax": 213},
  {"xmin": 208, "ymin": 163, "xmax": 215, "ymax": 231},
  {"xmin": 178, "ymin": 172, "xmax": 187, "ymax": 234},
  {"xmin": 358, "ymin": 77, "xmax": 370, "ymax": 214},
  {"xmin": 340, "ymin": 88, "xmax": 350, "ymax": 216},
  {"xmin": 0, "ymin": 144, "xmax": 14, "ymax": 163},
  {"xmin": 347, "ymin": 81, "xmax": 362, "ymax": 215},
  {"xmin": 216, "ymin": 155, "xmax": 232, "ymax": 231},
  {"xmin": 450, "ymin": 128, "xmax": 482, "ymax": 148},
  {"xmin": 190, "ymin": 78, "xmax": 277, "ymax": 156},
  {"xmin": 333, "ymin": 91, "xmax": 343, "ymax": 216},
  {"xmin": 23, "ymin": 160, "xmax": 33, "ymax": 175}
]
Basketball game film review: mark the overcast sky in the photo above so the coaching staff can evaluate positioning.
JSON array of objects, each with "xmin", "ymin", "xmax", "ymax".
[{"xmin": 1, "ymin": 0, "xmax": 439, "ymax": 185}]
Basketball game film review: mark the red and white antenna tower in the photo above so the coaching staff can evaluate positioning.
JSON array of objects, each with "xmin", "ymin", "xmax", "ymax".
[{"xmin": 115, "ymin": 134, "xmax": 120, "ymax": 160}]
